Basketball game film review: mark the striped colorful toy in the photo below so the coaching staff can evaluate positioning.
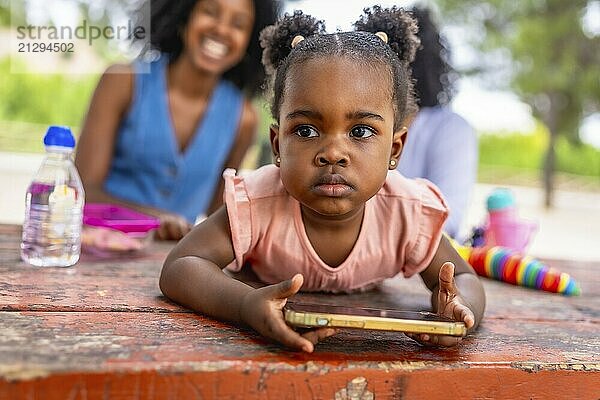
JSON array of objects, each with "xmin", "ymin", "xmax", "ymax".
[{"xmin": 452, "ymin": 243, "xmax": 581, "ymax": 296}]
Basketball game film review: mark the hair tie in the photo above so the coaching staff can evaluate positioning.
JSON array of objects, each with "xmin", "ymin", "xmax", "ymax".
[
  {"xmin": 375, "ymin": 31, "xmax": 388, "ymax": 44},
  {"xmin": 291, "ymin": 35, "xmax": 305, "ymax": 48}
]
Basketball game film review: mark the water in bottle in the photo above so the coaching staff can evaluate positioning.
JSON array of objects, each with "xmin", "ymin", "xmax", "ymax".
[{"xmin": 20, "ymin": 126, "xmax": 85, "ymax": 267}]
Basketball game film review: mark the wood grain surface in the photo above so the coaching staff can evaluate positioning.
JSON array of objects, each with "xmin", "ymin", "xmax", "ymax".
[{"xmin": 0, "ymin": 224, "xmax": 598, "ymax": 399}]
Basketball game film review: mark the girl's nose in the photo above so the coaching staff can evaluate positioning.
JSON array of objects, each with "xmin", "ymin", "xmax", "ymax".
[{"xmin": 314, "ymin": 140, "xmax": 349, "ymax": 167}]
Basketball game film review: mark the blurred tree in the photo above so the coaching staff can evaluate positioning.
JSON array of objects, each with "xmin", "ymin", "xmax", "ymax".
[
  {"xmin": 437, "ymin": 0, "xmax": 600, "ymax": 207},
  {"xmin": 0, "ymin": 0, "xmax": 25, "ymax": 26},
  {"xmin": 0, "ymin": 4, "xmax": 8, "ymax": 26}
]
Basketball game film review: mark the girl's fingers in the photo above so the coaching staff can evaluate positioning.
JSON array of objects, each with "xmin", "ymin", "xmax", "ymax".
[
  {"xmin": 301, "ymin": 328, "xmax": 338, "ymax": 345},
  {"xmin": 406, "ymin": 332, "xmax": 462, "ymax": 347},
  {"xmin": 438, "ymin": 262, "xmax": 456, "ymax": 294},
  {"xmin": 271, "ymin": 274, "xmax": 304, "ymax": 300},
  {"xmin": 266, "ymin": 316, "xmax": 314, "ymax": 352},
  {"xmin": 428, "ymin": 334, "xmax": 462, "ymax": 347},
  {"xmin": 453, "ymin": 303, "xmax": 475, "ymax": 329},
  {"xmin": 438, "ymin": 262, "xmax": 462, "ymax": 319}
]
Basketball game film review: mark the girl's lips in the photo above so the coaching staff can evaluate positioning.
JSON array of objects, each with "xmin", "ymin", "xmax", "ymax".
[
  {"xmin": 312, "ymin": 174, "xmax": 355, "ymax": 197},
  {"xmin": 313, "ymin": 184, "xmax": 354, "ymax": 197}
]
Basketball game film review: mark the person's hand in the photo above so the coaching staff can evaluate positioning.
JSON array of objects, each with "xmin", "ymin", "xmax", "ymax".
[
  {"xmin": 239, "ymin": 274, "xmax": 337, "ymax": 352},
  {"xmin": 407, "ymin": 262, "xmax": 475, "ymax": 347},
  {"xmin": 81, "ymin": 226, "xmax": 144, "ymax": 253},
  {"xmin": 155, "ymin": 213, "xmax": 192, "ymax": 241}
]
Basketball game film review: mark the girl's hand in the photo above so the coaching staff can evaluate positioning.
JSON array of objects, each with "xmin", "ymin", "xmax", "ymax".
[
  {"xmin": 408, "ymin": 262, "xmax": 475, "ymax": 347},
  {"xmin": 155, "ymin": 214, "xmax": 192, "ymax": 241},
  {"xmin": 239, "ymin": 274, "xmax": 337, "ymax": 352}
]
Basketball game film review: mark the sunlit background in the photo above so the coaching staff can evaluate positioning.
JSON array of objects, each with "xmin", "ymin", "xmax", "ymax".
[{"xmin": 0, "ymin": 0, "xmax": 599, "ymax": 260}]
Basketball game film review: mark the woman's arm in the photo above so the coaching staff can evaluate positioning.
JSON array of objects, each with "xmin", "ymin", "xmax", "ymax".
[
  {"xmin": 75, "ymin": 64, "xmax": 190, "ymax": 239},
  {"xmin": 206, "ymin": 100, "xmax": 258, "ymax": 215},
  {"xmin": 75, "ymin": 64, "xmax": 133, "ymax": 205}
]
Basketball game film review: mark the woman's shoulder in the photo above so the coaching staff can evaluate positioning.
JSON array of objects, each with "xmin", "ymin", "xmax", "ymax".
[
  {"xmin": 90, "ymin": 63, "xmax": 135, "ymax": 115},
  {"xmin": 102, "ymin": 55, "xmax": 167, "ymax": 83},
  {"xmin": 98, "ymin": 63, "xmax": 135, "ymax": 88}
]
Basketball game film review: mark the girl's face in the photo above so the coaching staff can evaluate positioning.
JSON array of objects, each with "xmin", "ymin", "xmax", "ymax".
[
  {"xmin": 271, "ymin": 57, "xmax": 405, "ymax": 219},
  {"xmin": 183, "ymin": 0, "xmax": 255, "ymax": 75}
]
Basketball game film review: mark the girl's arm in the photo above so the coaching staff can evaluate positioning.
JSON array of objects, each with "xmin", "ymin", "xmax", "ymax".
[
  {"xmin": 417, "ymin": 235, "xmax": 486, "ymax": 346},
  {"xmin": 206, "ymin": 100, "xmax": 258, "ymax": 215},
  {"xmin": 75, "ymin": 64, "xmax": 190, "ymax": 240},
  {"xmin": 160, "ymin": 206, "xmax": 335, "ymax": 352}
]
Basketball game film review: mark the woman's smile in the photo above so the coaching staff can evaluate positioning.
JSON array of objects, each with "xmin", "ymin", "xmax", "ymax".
[{"xmin": 199, "ymin": 37, "xmax": 230, "ymax": 60}]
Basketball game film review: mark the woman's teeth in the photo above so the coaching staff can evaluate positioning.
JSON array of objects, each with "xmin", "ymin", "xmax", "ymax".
[{"xmin": 202, "ymin": 38, "xmax": 228, "ymax": 59}]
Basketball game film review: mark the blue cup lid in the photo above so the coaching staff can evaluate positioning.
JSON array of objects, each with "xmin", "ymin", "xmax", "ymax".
[
  {"xmin": 43, "ymin": 126, "xmax": 75, "ymax": 148},
  {"xmin": 486, "ymin": 188, "xmax": 515, "ymax": 210}
]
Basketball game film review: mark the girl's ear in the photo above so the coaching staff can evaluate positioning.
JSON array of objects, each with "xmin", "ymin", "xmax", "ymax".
[
  {"xmin": 270, "ymin": 124, "xmax": 281, "ymax": 159},
  {"xmin": 389, "ymin": 126, "xmax": 408, "ymax": 168}
]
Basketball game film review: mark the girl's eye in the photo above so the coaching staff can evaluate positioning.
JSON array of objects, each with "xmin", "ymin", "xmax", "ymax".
[
  {"xmin": 295, "ymin": 126, "xmax": 319, "ymax": 138},
  {"xmin": 350, "ymin": 126, "xmax": 376, "ymax": 138}
]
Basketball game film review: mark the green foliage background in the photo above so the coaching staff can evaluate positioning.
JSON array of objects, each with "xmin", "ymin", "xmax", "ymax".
[
  {"xmin": 478, "ymin": 130, "xmax": 600, "ymax": 178},
  {"xmin": 0, "ymin": 59, "xmax": 97, "ymax": 127}
]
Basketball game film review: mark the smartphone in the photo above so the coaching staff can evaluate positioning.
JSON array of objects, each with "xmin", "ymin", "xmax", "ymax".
[{"xmin": 284, "ymin": 302, "xmax": 467, "ymax": 337}]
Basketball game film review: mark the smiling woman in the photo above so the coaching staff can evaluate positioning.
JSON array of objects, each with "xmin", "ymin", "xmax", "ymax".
[{"xmin": 74, "ymin": 0, "xmax": 278, "ymax": 240}]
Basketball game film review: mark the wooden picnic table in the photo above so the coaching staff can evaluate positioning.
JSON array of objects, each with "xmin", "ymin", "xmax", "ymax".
[{"xmin": 0, "ymin": 223, "xmax": 598, "ymax": 399}]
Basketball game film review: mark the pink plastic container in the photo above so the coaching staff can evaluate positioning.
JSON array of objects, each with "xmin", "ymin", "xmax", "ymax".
[
  {"xmin": 484, "ymin": 189, "xmax": 538, "ymax": 252},
  {"xmin": 83, "ymin": 203, "xmax": 160, "ymax": 237},
  {"xmin": 485, "ymin": 210, "xmax": 538, "ymax": 253}
]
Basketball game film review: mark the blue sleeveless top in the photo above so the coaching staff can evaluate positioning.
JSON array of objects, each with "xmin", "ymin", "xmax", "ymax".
[{"xmin": 104, "ymin": 56, "xmax": 244, "ymax": 223}]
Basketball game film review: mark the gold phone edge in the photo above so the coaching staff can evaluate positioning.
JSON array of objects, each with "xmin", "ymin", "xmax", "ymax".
[{"xmin": 284, "ymin": 309, "xmax": 466, "ymax": 337}]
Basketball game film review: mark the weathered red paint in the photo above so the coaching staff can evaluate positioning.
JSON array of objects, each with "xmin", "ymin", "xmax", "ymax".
[{"xmin": 0, "ymin": 224, "xmax": 598, "ymax": 399}]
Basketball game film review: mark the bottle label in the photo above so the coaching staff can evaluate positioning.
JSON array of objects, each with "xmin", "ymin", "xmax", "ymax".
[{"xmin": 48, "ymin": 184, "xmax": 77, "ymax": 236}]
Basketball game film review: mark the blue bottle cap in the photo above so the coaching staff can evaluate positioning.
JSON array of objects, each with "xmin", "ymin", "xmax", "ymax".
[
  {"xmin": 43, "ymin": 126, "xmax": 75, "ymax": 148},
  {"xmin": 486, "ymin": 188, "xmax": 515, "ymax": 211}
]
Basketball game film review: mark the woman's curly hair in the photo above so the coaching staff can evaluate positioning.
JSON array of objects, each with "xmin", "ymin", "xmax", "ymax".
[
  {"xmin": 259, "ymin": 7, "xmax": 420, "ymax": 130},
  {"xmin": 409, "ymin": 7, "xmax": 456, "ymax": 107},
  {"xmin": 137, "ymin": 0, "xmax": 279, "ymax": 98}
]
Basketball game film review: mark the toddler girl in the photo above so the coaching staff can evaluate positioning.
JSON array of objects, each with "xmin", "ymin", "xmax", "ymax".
[{"xmin": 160, "ymin": 6, "xmax": 485, "ymax": 352}]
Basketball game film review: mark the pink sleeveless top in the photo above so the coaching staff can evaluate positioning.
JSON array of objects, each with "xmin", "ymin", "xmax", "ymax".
[{"xmin": 223, "ymin": 165, "xmax": 448, "ymax": 292}]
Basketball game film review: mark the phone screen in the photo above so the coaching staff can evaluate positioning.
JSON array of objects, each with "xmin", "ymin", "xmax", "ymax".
[{"xmin": 285, "ymin": 301, "xmax": 453, "ymax": 322}]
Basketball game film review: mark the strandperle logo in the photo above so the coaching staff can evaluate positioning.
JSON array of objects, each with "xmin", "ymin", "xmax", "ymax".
[
  {"xmin": 10, "ymin": 0, "xmax": 151, "ymax": 74},
  {"xmin": 16, "ymin": 19, "xmax": 146, "ymax": 46}
]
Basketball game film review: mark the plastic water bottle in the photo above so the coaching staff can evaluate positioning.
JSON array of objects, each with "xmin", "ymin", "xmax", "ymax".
[{"xmin": 20, "ymin": 126, "xmax": 85, "ymax": 267}]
